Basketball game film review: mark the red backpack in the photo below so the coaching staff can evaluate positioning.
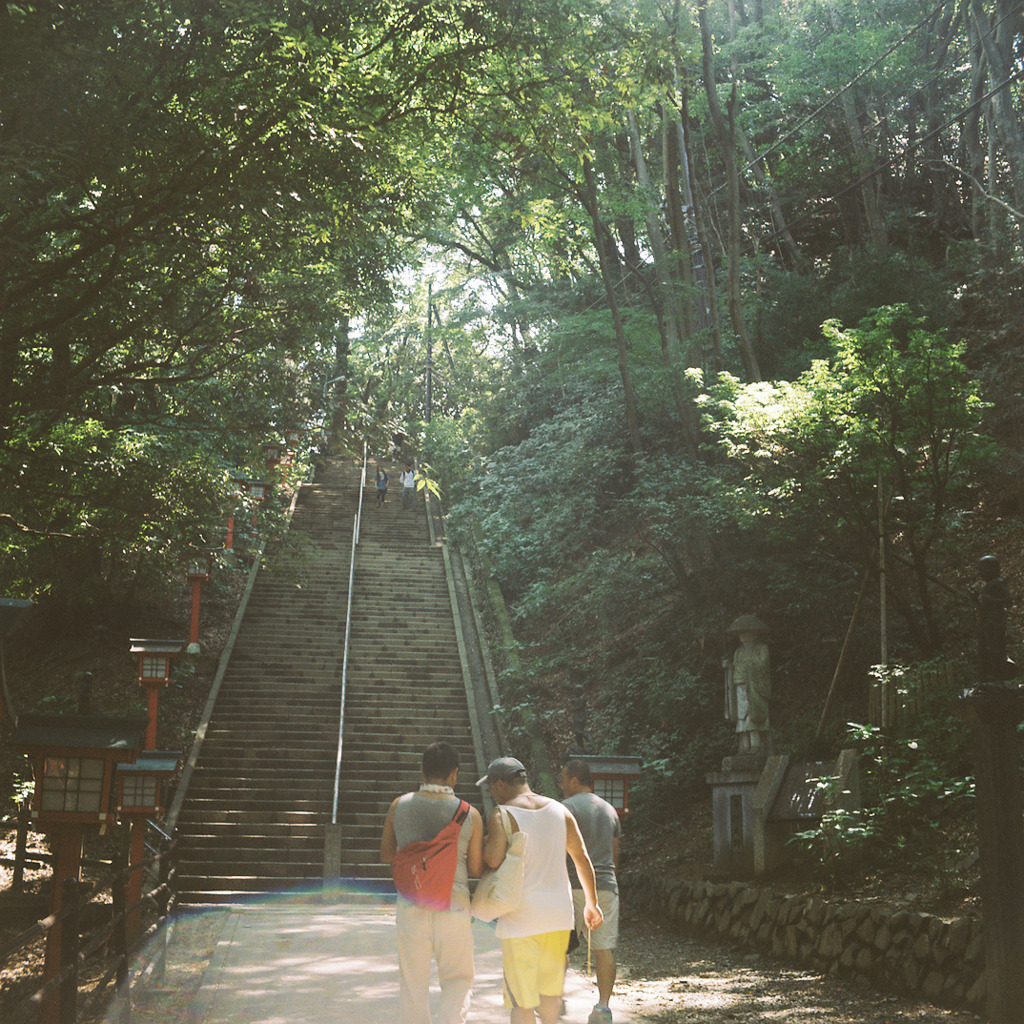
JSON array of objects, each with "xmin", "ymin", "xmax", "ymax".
[{"xmin": 391, "ymin": 800, "xmax": 470, "ymax": 910}]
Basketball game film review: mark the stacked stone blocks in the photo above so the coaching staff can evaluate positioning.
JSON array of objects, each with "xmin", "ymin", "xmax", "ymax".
[{"xmin": 622, "ymin": 873, "xmax": 985, "ymax": 1012}]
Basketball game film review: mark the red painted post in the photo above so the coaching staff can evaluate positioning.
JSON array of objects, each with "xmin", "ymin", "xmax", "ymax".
[
  {"xmin": 225, "ymin": 514, "xmax": 234, "ymax": 551},
  {"xmin": 144, "ymin": 684, "xmax": 159, "ymax": 750},
  {"xmin": 125, "ymin": 817, "xmax": 147, "ymax": 942},
  {"xmin": 42, "ymin": 824, "xmax": 84, "ymax": 1024},
  {"xmin": 189, "ymin": 576, "xmax": 202, "ymax": 646}
]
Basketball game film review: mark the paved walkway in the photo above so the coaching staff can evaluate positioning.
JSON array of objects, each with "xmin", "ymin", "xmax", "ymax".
[{"xmin": 109, "ymin": 896, "xmax": 632, "ymax": 1024}]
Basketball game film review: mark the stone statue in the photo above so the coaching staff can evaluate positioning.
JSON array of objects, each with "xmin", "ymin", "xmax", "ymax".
[
  {"xmin": 723, "ymin": 614, "xmax": 772, "ymax": 754},
  {"xmin": 977, "ymin": 555, "xmax": 1015, "ymax": 684}
]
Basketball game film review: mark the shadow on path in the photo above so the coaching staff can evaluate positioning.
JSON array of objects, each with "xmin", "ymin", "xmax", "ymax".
[{"xmin": 109, "ymin": 894, "xmax": 630, "ymax": 1024}]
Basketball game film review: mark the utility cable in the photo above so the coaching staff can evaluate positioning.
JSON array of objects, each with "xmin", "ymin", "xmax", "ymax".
[
  {"xmin": 759, "ymin": 61, "xmax": 1024, "ymax": 246},
  {"xmin": 720, "ymin": 0, "xmax": 949, "ymax": 190},
  {"xmin": 753, "ymin": 0, "xmax": 1024, "ymax": 195},
  {"xmin": 713, "ymin": 0, "xmax": 1024, "ymax": 196}
]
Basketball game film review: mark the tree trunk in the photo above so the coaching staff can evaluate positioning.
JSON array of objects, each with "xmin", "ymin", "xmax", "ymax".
[
  {"xmin": 581, "ymin": 155, "xmax": 644, "ymax": 456},
  {"xmin": 698, "ymin": 0, "xmax": 761, "ymax": 381},
  {"xmin": 662, "ymin": 108, "xmax": 697, "ymax": 341},
  {"xmin": 736, "ymin": 122, "xmax": 804, "ymax": 268},
  {"xmin": 970, "ymin": 0, "xmax": 1024, "ymax": 217},
  {"xmin": 827, "ymin": 7, "xmax": 888, "ymax": 248},
  {"xmin": 965, "ymin": 14, "xmax": 989, "ymax": 239},
  {"xmin": 330, "ymin": 314, "xmax": 349, "ymax": 445},
  {"xmin": 626, "ymin": 109, "xmax": 693, "ymax": 431},
  {"xmin": 679, "ymin": 87, "xmax": 724, "ymax": 371}
]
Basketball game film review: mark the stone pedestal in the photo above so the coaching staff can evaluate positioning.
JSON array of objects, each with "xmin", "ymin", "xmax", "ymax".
[{"xmin": 707, "ymin": 754, "xmax": 767, "ymax": 877}]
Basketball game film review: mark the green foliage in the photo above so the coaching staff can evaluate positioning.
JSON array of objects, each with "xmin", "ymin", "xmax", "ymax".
[
  {"xmin": 791, "ymin": 660, "xmax": 976, "ymax": 876},
  {"xmin": 827, "ymin": 249, "xmax": 955, "ymax": 330},
  {"xmin": 449, "ymin": 385, "xmax": 632, "ymax": 601},
  {"xmin": 700, "ymin": 306, "xmax": 993, "ymax": 644},
  {"xmin": 595, "ymin": 648, "xmax": 729, "ymax": 822}
]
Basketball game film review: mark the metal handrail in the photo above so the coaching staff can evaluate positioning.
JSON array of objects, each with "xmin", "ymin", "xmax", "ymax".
[{"xmin": 331, "ymin": 444, "xmax": 367, "ymax": 825}]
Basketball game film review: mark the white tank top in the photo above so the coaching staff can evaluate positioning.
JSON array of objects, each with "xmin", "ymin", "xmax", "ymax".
[{"xmin": 496, "ymin": 799, "xmax": 573, "ymax": 938}]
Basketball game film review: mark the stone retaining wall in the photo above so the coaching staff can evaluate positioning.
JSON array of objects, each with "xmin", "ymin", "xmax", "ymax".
[{"xmin": 621, "ymin": 872, "xmax": 984, "ymax": 1012}]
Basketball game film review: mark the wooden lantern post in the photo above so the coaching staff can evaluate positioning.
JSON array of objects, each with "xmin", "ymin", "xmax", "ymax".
[
  {"xmin": 130, "ymin": 639, "xmax": 185, "ymax": 751},
  {"xmin": 226, "ymin": 474, "xmax": 251, "ymax": 551},
  {"xmin": 128, "ymin": 639, "xmax": 185, "ymax": 942},
  {"xmin": 186, "ymin": 556, "xmax": 212, "ymax": 654},
  {"xmin": 284, "ymin": 427, "xmax": 302, "ymax": 466},
  {"xmin": 231, "ymin": 476, "xmax": 272, "ymax": 547},
  {"xmin": 248, "ymin": 479, "xmax": 271, "ymax": 531},
  {"xmin": 116, "ymin": 750, "xmax": 182, "ymax": 942},
  {"xmin": 263, "ymin": 441, "xmax": 282, "ymax": 475},
  {"xmin": 13, "ymin": 714, "xmax": 148, "ymax": 1024}
]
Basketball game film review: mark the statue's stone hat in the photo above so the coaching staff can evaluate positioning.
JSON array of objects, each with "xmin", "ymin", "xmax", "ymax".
[{"xmin": 727, "ymin": 614, "xmax": 768, "ymax": 634}]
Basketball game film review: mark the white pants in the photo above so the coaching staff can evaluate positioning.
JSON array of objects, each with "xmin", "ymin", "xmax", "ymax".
[{"xmin": 396, "ymin": 900, "xmax": 474, "ymax": 1024}]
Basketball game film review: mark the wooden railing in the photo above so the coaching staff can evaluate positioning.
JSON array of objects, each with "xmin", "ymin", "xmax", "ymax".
[{"xmin": 0, "ymin": 821, "xmax": 177, "ymax": 1024}]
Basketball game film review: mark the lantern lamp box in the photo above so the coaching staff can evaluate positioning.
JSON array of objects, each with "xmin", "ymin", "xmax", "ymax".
[
  {"xmin": 14, "ymin": 713, "xmax": 150, "ymax": 833},
  {"xmin": 130, "ymin": 639, "xmax": 185, "ymax": 686},
  {"xmin": 116, "ymin": 751, "xmax": 182, "ymax": 815},
  {"xmin": 186, "ymin": 558, "xmax": 211, "ymax": 581},
  {"xmin": 569, "ymin": 754, "xmax": 641, "ymax": 818}
]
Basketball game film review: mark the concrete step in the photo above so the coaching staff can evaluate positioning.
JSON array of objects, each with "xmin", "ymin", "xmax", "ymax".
[
  {"xmin": 172, "ymin": 458, "xmax": 479, "ymax": 906},
  {"xmin": 176, "ymin": 822, "xmax": 325, "ymax": 841},
  {"xmin": 177, "ymin": 808, "xmax": 327, "ymax": 826}
]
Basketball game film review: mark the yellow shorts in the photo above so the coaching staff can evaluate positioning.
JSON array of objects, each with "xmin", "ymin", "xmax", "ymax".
[{"xmin": 501, "ymin": 931, "xmax": 571, "ymax": 1009}]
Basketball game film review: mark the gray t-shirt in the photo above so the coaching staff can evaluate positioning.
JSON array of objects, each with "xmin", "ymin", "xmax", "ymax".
[{"xmin": 562, "ymin": 791, "xmax": 621, "ymax": 893}]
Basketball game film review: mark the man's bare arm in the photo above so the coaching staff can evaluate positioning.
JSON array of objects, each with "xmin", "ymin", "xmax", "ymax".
[
  {"xmin": 482, "ymin": 806, "xmax": 509, "ymax": 868},
  {"xmin": 565, "ymin": 809, "xmax": 604, "ymax": 929},
  {"xmin": 380, "ymin": 798, "xmax": 400, "ymax": 864},
  {"xmin": 467, "ymin": 807, "xmax": 485, "ymax": 877}
]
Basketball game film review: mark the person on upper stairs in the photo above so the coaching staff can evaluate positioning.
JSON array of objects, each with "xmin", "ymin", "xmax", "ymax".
[
  {"xmin": 376, "ymin": 465, "xmax": 389, "ymax": 508},
  {"xmin": 400, "ymin": 462, "xmax": 418, "ymax": 510}
]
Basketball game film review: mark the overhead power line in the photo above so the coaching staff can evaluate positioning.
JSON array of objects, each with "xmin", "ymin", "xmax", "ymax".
[
  {"xmin": 727, "ymin": 0, "xmax": 949, "ymax": 188},
  {"xmin": 762, "ymin": 62, "xmax": 1024, "ymax": 246},
  {"xmin": 713, "ymin": 0, "xmax": 1024, "ymax": 196}
]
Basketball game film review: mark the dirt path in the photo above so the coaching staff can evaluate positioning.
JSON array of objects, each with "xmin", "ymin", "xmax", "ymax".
[
  {"xmin": 593, "ymin": 905, "xmax": 985, "ymax": 1024},
  {"xmin": 117, "ymin": 902, "xmax": 989, "ymax": 1024}
]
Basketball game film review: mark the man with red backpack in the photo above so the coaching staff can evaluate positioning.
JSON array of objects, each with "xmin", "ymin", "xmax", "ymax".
[{"xmin": 381, "ymin": 741, "xmax": 484, "ymax": 1024}]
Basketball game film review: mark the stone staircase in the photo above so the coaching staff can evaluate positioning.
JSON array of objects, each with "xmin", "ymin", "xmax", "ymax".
[{"xmin": 172, "ymin": 458, "xmax": 483, "ymax": 905}]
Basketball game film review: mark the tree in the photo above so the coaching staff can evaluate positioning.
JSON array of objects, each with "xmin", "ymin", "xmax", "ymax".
[
  {"xmin": 701, "ymin": 305, "xmax": 993, "ymax": 649},
  {"xmin": 0, "ymin": 0, "xmax": 513, "ymax": 598}
]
